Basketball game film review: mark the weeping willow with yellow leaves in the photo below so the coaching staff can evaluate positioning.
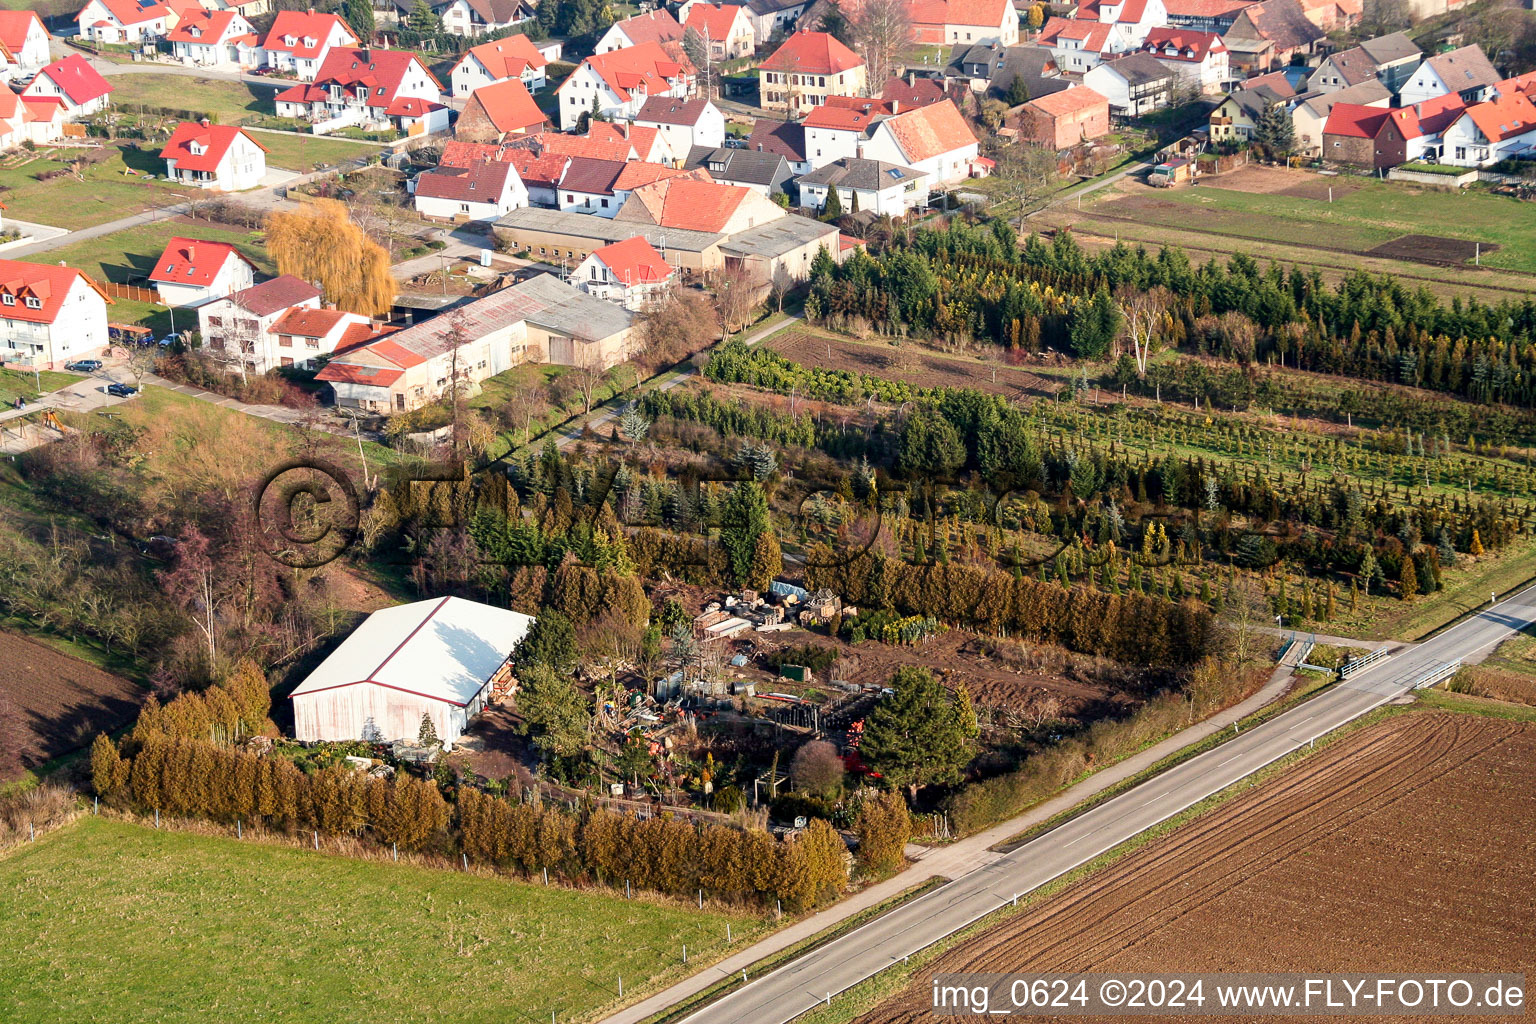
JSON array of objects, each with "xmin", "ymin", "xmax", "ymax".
[{"xmin": 266, "ymin": 198, "xmax": 397, "ymax": 318}]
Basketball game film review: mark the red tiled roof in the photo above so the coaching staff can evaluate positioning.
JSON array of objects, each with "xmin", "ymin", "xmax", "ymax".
[
  {"xmin": 308, "ymin": 48, "xmax": 442, "ymax": 109},
  {"xmin": 270, "ymin": 306, "xmax": 353, "ymax": 337},
  {"xmin": 1238, "ymin": 69, "xmax": 1295, "ymax": 96},
  {"xmin": 1498, "ymin": 71, "xmax": 1536, "ymax": 98},
  {"xmin": 332, "ymin": 321, "xmax": 392, "ymax": 355},
  {"xmin": 26, "ymin": 54, "xmax": 114, "ymax": 106},
  {"xmin": 576, "ymin": 40, "xmax": 689, "ymax": 103},
  {"xmin": 360, "ymin": 337, "xmax": 426, "ymax": 367},
  {"xmin": 636, "ymin": 95, "xmax": 713, "ymax": 126},
  {"xmin": 1026, "ymin": 84, "xmax": 1109, "ymax": 116},
  {"xmin": 20, "ymin": 97, "xmax": 64, "ymax": 124},
  {"xmin": 1463, "ymin": 91, "xmax": 1536, "ymax": 143},
  {"xmin": 631, "ymin": 177, "xmax": 751, "ymax": 232},
  {"xmin": 158, "ymin": 122, "xmax": 265, "ymax": 173},
  {"xmin": 1038, "ymin": 16, "xmax": 1112, "ymax": 52},
  {"xmin": 558, "ymin": 156, "xmax": 626, "ymax": 195},
  {"xmin": 612, "ymin": 160, "xmax": 688, "ymax": 190},
  {"xmin": 470, "ymin": 77, "xmax": 547, "ymax": 135},
  {"xmin": 148, "ymin": 237, "xmax": 253, "ymax": 286},
  {"xmin": 1114, "ymin": 0, "xmax": 1150, "ymax": 23},
  {"xmin": 91, "ymin": 0, "xmax": 170, "ymax": 27},
  {"xmin": 416, "ymin": 160, "xmax": 517, "ymax": 201},
  {"xmin": 585, "ymin": 121, "xmax": 665, "ymax": 160},
  {"xmin": 439, "ymin": 139, "xmax": 507, "ymax": 166},
  {"xmin": 1409, "ymin": 91, "xmax": 1466, "ymax": 134},
  {"xmin": 905, "ymin": 0, "xmax": 1012, "ymax": 27},
  {"xmin": 590, "ymin": 235, "xmax": 672, "ymax": 284},
  {"xmin": 1323, "ymin": 101, "xmax": 1391, "ymax": 138},
  {"xmin": 879, "ymin": 99, "xmax": 977, "ymax": 162},
  {"xmin": 385, "ymin": 96, "xmax": 445, "ymax": 118},
  {"xmin": 838, "ymin": 233, "xmax": 866, "ymax": 253},
  {"xmin": 505, "ymin": 147, "xmax": 569, "ymax": 187},
  {"xmin": 612, "ymin": 8, "xmax": 685, "ymax": 45},
  {"xmin": 1160, "ymin": 0, "xmax": 1254, "ymax": 15},
  {"xmin": 314, "ymin": 361, "xmax": 404, "ymax": 387},
  {"xmin": 880, "ymin": 76, "xmax": 945, "ymax": 109},
  {"xmin": 260, "ymin": 10, "xmax": 354, "ymax": 58},
  {"xmin": 166, "ymin": 9, "xmax": 241, "ymax": 43},
  {"xmin": 535, "ymin": 130, "xmax": 636, "ymax": 162},
  {"xmin": 460, "ymin": 34, "xmax": 549, "ymax": 80},
  {"xmin": 0, "ymin": 259, "xmax": 109, "ymax": 325},
  {"xmin": 225, "ymin": 274, "xmax": 321, "ymax": 316},
  {"xmin": 0, "ymin": 10, "xmax": 44, "ymax": 52},
  {"xmin": 803, "ymin": 103, "xmax": 882, "ymax": 130},
  {"xmin": 760, "ymin": 31, "xmax": 864, "ymax": 75},
  {"xmin": 684, "ymin": 3, "xmax": 745, "ymax": 39},
  {"xmin": 1142, "ymin": 27, "xmax": 1226, "ymax": 60}
]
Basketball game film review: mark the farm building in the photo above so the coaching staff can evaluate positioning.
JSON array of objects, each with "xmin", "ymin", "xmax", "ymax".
[{"xmin": 290, "ymin": 597, "xmax": 533, "ymax": 749}]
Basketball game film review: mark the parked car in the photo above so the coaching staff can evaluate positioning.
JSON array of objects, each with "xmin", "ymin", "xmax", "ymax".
[
  {"xmin": 105, "ymin": 382, "xmax": 138, "ymax": 398},
  {"xmin": 64, "ymin": 359, "xmax": 103, "ymax": 372}
]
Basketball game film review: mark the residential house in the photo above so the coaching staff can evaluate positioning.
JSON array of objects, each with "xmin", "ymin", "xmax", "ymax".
[
  {"xmin": 595, "ymin": 9, "xmax": 685, "ymax": 54},
  {"xmin": 717, "ymin": 215, "xmax": 841, "ymax": 291},
  {"xmin": 988, "ymin": 44, "xmax": 1070, "ymax": 102},
  {"xmin": 433, "ymin": 0, "xmax": 533, "ymax": 37},
  {"xmin": 1015, "ymin": 85, "xmax": 1110, "ymax": 147},
  {"xmin": 1036, "ymin": 18, "xmax": 1115, "ymax": 74},
  {"xmin": 758, "ymin": 31, "xmax": 867, "ymax": 115},
  {"xmin": 167, "ymin": 10, "xmax": 258, "ymax": 68},
  {"xmin": 160, "ymin": 121, "xmax": 267, "ymax": 190},
  {"xmin": 802, "ymin": 102, "xmax": 879, "ymax": 168},
  {"xmin": 1083, "ymin": 51, "xmax": 1176, "ymax": 114},
  {"xmin": 1309, "ymin": 33, "xmax": 1418, "ymax": 95},
  {"xmin": 516, "ymin": 128, "xmax": 640, "ymax": 163},
  {"xmin": 148, "ymin": 237, "xmax": 257, "ymax": 307},
  {"xmin": 905, "ymin": 0, "xmax": 1020, "ymax": 47},
  {"xmin": 265, "ymin": 306, "xmax": 373, "ymax": 369},
  {"xmin": 1220, "ymin": 0, "xmax": 1323, "ymax": 74},
  {"xmin": 22, "ymin": 55, "xmax": 115, "ymax": 120},
  {"xmin": 681, "ymin": 3, "xmax": 757, "ymax": 61},
  {"xmin": 0, "ymin": 11, "xmax": 53, "ymax": 73},
  {"xmin": 744, "ymin": 0, "xmax": 810, "ymax": 42},
  {"xmin": 584, "ymin": 120, "xmax": 677, "ymax": 164},
  {"xmin": 1398, "ymin": 45, "xmax": 1500, "ymax": 107},
  {"xmin": 1291, "ymin": 77, "xmax": 1387, "ymax": 155},
  {"xmin": 1296, "ymin": 0, "xmax": 1360, "ymax": 31},
  {"xmin": 196, "ymin": 274, "xmax": 323, "ymax": 374},
  {"xmin": 684, "ymin": 145, "xmax": 794, "ymax": 195},
  {"xmin": 14, "ymin": 95, "xmax": 66, "ymax": 145},
  {"xmin": 796, "ymin": 157, "xmax": 929, "ymax": 216},
  {"xmin": 456, "ymin": 77, "xmax": 548, "ymax": 142},
  {"xmin": 573, "ymin": 236, "xmax": 675, "ymax": 309},
  {"xmin": 880, "ymin": 76, "xmax": 947, "ymax": 109},
  {"xmin": 449, "ymin": 34, "xmax": 550, "ymax": 97},
  {"xmin": 318, "ymin": 275, "xmax": 636, "ymax": 412},
  {"xmin": 1321, "ymin": 102, "xmax": 1423, "ymax": 169},
  {"xmin": 1356, "ymin": 31, "xmax": 1424, "ymax": 93},
  {"xmin": 1041, "ymin": 0, "xmax": 1168, "ymax": 67},
  {"xmin": 555, "ymin": 41, "xmax": 695, "ymax": 131},
  {"xmin": 274, "ymin": 48, "xmax": 449, "ymax": 135},
  {"xmin": 614, "ymin": 176, "xmax": 785, "ymax": 234},
  {"xmin": 555, "ymin": 157, "xmax": 629, "ymax": 216},
  {"xmin": 1140, "ymin": 28, "xmax": 1228, "ymax": 93},
  {"xmin": 1164, "ymin": 0, "xmax": 1254, "ymax": 33},
  {"xmin": 258, "ymin": 10, "xmax": 358, "ymax": 81},
  {"xmin": 1398, "ymin": 91, "xmax": 1467, "ymax": 161},
  {"xmin": 504, "ymin": 146, "xmax": 569, "ymax": 207},
  {"xmin": 946, "ymin": 40, "xmax": 1007, "ymax": 88},
  {"xmin": 859, "ymin": 99, "xmax": 980, "ymax": 185},
  {"xmin": 1208, "ymin": 78, "xmax": 1293, "ymax": 143},
  {"xmin": 76, "ymin": 0, "xmax": 170, "ymax": 44},
  {"xmin": 747, "ymin": 117, "xmax": 811, "ymax": 173},
  {"xmin": 414, "ymin": 158, "xmax": 529, "ymax": 221},
  {"xmin": 633, "ymin": 95, "xmax": 726, "ymax": 151},
  {"xmin": 0, "ymin": 259, "xmax": 111, "ymax": 368},
  {"xmin": 1439, "ymin": 90, "xmax": 1536, "ymax": 167}
]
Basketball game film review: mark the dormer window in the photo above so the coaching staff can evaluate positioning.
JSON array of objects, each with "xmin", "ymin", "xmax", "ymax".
[
  {"xmin": 24, "ymin": 296, "xmax": 40, "ymax": 309},
  {"xmin": 189, "ymin": 141, "xmax": 205, "ymax": 154},
  {"xmin": 284, "ymin": 34, "xmax": 295, "ymax": 44},
  {"xmin": 1, "ymin": 294, "xmax": 13, "ymax": 306},
  {"xmin": 303, "ymin": 35, "xmax": 314, "ymax": 46}
]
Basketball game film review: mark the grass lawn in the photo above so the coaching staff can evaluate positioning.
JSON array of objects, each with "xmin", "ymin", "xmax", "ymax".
[
  {"xmin": 249, "ymin": 131, "xmax": 380, "ymax": 174},
  {"xmin": 48, "ymin": 217, "xmax": 271, "ymax": 287},
  {"xmin": 0, "ymin": 817, "xmax": 766, "ymax": 1024},
  {"xmin": 0, "ymin": 144, "xmax": 185, "ymax": 230},
  {"xmin": 472, "ymin": 361, "xmax": 637, "ymax": 456},
  {"xmin": 1478, "ymin": 626, "xmax": 1536, "ymax": 678},
  {"xmin": 108, "ymin": 73, "xmax": 287, "ymax": 125},
  {"xmin": 0, "ymin": 368, "xmax": 84, "ymax": 406}
]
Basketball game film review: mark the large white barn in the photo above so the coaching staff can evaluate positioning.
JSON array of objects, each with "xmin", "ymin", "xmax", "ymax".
[{"xmin": 290, "ymin": 597, "xmax": 533, "ymax": 749}]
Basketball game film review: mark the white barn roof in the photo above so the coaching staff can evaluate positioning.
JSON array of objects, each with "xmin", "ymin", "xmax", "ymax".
[{"xmin": 291, "ymin": 597, "xmax": 534, "ymax": 708}]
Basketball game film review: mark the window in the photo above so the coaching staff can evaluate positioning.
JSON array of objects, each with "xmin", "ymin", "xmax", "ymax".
[
  {"xmin": 601, "ymin": 198, "xmax": 609, "ymax": 207},
  {"xmin": 24, "ymin": 296, "xmax": 40, "ymax": 309},
  {"xmin": 1, "ymin": 295, "xmax": 12, "ymax": 306},
  {"xmin": 280, "ymin": 357, "xmax": 294, "ymax": 367},
  {"xmin": 279, "ymin": 335, "xmax": 292, "ymax": 347},
  {"xmin": 461, "ymin": 203, "xmax": 470, "ymax": 211},
  {"xmin": 306, "ymin": 337, "xmax": 319, "ymax": 349}
]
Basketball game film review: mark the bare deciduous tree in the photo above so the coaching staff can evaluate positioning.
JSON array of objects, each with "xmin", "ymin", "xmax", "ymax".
[{"xmin": 851, "ymin": 0, "xmax": 912, "ymax": 93}]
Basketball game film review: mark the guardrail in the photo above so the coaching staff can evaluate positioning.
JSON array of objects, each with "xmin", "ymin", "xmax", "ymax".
[
  {"xmin": 1410, "ymin": 660, "xmax": 1462, "ymax": 690},
  {"xmin": 1339, "ymin": 647, "xmax": 1389, "ymax": 679}
]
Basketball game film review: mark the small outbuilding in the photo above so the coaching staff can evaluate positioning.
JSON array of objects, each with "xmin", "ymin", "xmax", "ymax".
[{"xmin": 290, "ymin": 596, "xmax": 534, "ymax": 749}]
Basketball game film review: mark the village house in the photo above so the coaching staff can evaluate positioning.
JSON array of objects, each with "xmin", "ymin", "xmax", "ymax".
[
  {"xmin": 634, "ymin": 96, "xmax": 727, "ymax": 152},
  {"xmin": 796, "ymin": 157, "xmax": 929, "ymax": 216},
  {"xmin": 744, "ymin": 0, "xmax": 810, "ymax": 42},
  {"xmin": 758, "ymin": 31, "xmax": 867, "ymax": 115},
  {"xmin": 317, "ymin": 274, "xmax": 637, "ymax": 413},
  {"xmin": 433, "ymin": 0, "xmax": 533, "ymax": 36},
  {"xmin": 555, "ymin": 157, "xmax": 629, "ymax": 216},
  {"xmin": 167, "ymin": 9, "xmax": 258, "ymax": 68},
  {"xmin": 160, "ymin": 121, "xmax": 267, "ymax": 190},
  {"xmin": 0, "ymin": 11, "xmax": 52, "ymax": 73},
  {"xmin": 1321, "ymin": 102, "xmax": 1424, "ymax": 170},
  {"xmin": 1291, "ymin": 77, "xmax": 1387, "ymax": 155},
  {"xmin": 615, "ymin": 175, "xmax": 785, "ymax": 233},
  {"xmin": 595, "ymin": 8, "xmax": 685, "ymax": 54},
  {"xmin": 1438, "ymin": 90, "xmax": 1536, "ymax": 167},
  {"xmin": 1208, "ymin": 75, "xmax": 1294, "ymax": 143},
  {"xmin": 1308, "ymin": 32, "xmax": 1419, "ymax": 95},
  {"xmin": 556, "ymin": 41, "xmax": 695, "ymax": 131},
  {"xmin": 413, "ymin": 158, "xmax": 529, "ymax": 222},
  {"xmin": 747, "ymin": 118, "xmax": 812, "ymax": 173},
  {"xmin": 22, "ymin": 55, "xmax": 114, "ymax": 120},
  {"xmin": 684, "ymin": 145, "xmax": 794, "ymax": 195},
  {"xmin": 681, "ymin": 3, "xmax": 757, "ymax": 60},
  {"xmin": 196, "ymin": 274, "xmax": 323, "ymax": 375},
  {"xmin": 985, "ymin": 44, "xmax": 1070, "ymax": 102},
  {"xmin": 584, "ymin": 120, "xmax": 678, "ymax": 164},
  {"xmin": 449, "ymin": 34, "xmax": 550, "ymax": 98},
  {"xmin": 0, "ymin": 259, "xmax": 111, "ymax": 369},
  {"xmin": 1036, "ymin": 18, "xmax": 1115, "ymax": 74},
  {"xmin": 1083, "ymin": 51, "xmax": 1176, "ymax": 114},
  {"xmin": 802, "ymin": 103, "xmax": 880, "ymax": 168},
  {"xmin": 258, "ymin": 9, "xmax": 358, "ymax": 80},
  {"xmin": 455, "ymin": 77, "xmax": 549, "ymax": 142},
  {"xmin": 573, "ymin": 235, "xmax": 676, "ymax": 309},
  {"xmin": 1164, "ymin": 0, "xmax": 1254, "ymax": 33},
  {"xmin": 905, "ymin": 0, "xmax": 1019, "ymax": 46},
  {"xmin": 1398, "ymin": 45, "xmax": 1500, "ymax": 107},
  {"xmin": 1220, "ymin": 0, "xmax": 1323, "ymax": 74},
  {"xmin": 263, "ymin": 305, "xmax": 374, "ymax": 369},
  {"xmin": 1139, "ymin": 27, "xmax": 1228, "ymax": 93},
  {"xmin": 76, "ymin": 0, "xmax": 170, "ymax": 44},
  {"xmin": 148, "ymin": 237, "xmax": 257, "ymax": 307},
  {"xmin": 274, "ymin": 48, "xmax": 448, "ymax": 135},
  {"xmin": 1015, "ymin": 85, "xmax": 1110, "ymax": 148},
  {"xmin": 859, "ymin": 99, "xmax": 980, "ymax": 185}
]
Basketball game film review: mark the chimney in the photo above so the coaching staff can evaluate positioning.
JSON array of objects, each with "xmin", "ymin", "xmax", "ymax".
[
  {"xmin": 307, "ymin": 6, "xmax": 314, "ymax": 12},
  {"xmin": 200, "ymin": 117, "xmax": 210, "ymax": 128},
  {"xmin": 891, "ymin": 99, "xmax": 900, "ymax": 113}
]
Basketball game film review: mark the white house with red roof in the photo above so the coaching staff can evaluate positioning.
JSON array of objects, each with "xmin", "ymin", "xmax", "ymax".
[
  {"xmin": 1140, "ymin": 27, "xmax": 1227, "ymax": 91},
  {"xmin": 585, "ymin": 120, "xmax": 677, "ymax": 164},
  {"xmin": 556, "ymin": 41, "xmax": 695, "ymax": 131},
  {"xmin": 595, "ymin": 8, "xmax": 685, "ymax": 54},
  {"xmin": 574, "ymin": 236, "xmax": 675, "ymax": 309},
  {"xmin": 266, "ymin": 305, "xmax": 373, "ymax": 370},
  {"xmin": 76, "ymin": 0, "xmax": 171, "ymax": 44},
  {"xmin": 633, "ymin": 96, "xmax": 726, "ymax": 152},
  {"xmin": 160, "ymin": 121, "xmax": 268, "ymax": 190},
  {"xmin": 904, "ymin": 0, "xmax": 1019, "ymax": 47},
  {"xmin": 0, "ymin": 89, "xmax": 63, "ymax": 149},
  {"xmin": 758, "ymin": 30, "xmax": 867, "ymax": 114},
  {"xmin": 680, "ymin": 3, "xmax": 757, "ymax": 60},
  {"xmin": 0, "ymin": 12, "xmax": 51, "ymax": 73},
  {"xmin": 1039, "ymin": 0, "xmax": 1168, "ymax": 73},
  {"xmin": 23, "ymin": 55, "xmax": 115, "ymax": 120},
  {"xmin": 258, "ymin": 10, "xmax": 358, "ymax": 80},
  {"xmin": 859, "ymin": 99, "xmax": 979, "ymax": 184},
  {"xmin": 450, "ymin": 35, "xmax": 550, "ymax": 97},
  {"xmin": 0, "ymin": 259, "xmax": 112, "ymax": 368},
  {"xmin": 149, "ymin": 237, "xmax": 257, "ymax": 307},
  {"xmin": 275, "ymin": 48, "xmax": 448, "ymax": 135},
  {"xmin": 168, "ymin": 10, "xmax": 259, "ymax": 68},
  {"xmin": 413, "ymin": 158, "xmax": 529, "ymax": 222},
  {"xmin": 196, "ymin": 273, "xmax": 322, "ymax": 374},
  {"xmin": 1438, "ymin": 90, "xmax": 1536, "ymax": 167}
]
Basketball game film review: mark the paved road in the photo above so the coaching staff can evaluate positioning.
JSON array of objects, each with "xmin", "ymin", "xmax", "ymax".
[{"xmin": 683, "ymin": 585, "xmax": 1536, "ymax": 1024}]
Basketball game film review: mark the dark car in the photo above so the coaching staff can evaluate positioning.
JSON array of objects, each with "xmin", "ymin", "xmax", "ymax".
[
  {"xmin": 105, "ymin": 382, "xmax": 138, "ymax": 398},
  {"xmin": 64, "ymin": 359, "xmax": 103, "ymax": 372}
]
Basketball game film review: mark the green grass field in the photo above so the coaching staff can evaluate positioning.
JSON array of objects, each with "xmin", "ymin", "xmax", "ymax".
[
  {"xmin": 0, "ymin": 145, "xmax": 185, "ymax": 230},
  {"xmin": 0, "ymin": 368, "xmax": 85, "ymax": 406},
  {"xmin": 0, "ymin": 817, "xmax": 765, "ymax": 1024},
  {"xmin": 48, "ymin": 218, "xmax": 271, "ymax": 288},
  {"xmin": 249, "ymin": 131, "xmax": 380, "ymax": 173},
  {"xmin": 109, "ymin": 73, "xmax": 287, "ymax": 125}
]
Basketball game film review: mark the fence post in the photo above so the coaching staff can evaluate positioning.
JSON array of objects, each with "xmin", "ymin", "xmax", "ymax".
[
  {"xmin": 29, "ymin": 822, "xmax": 34, "ymax": 842},
  {"xmin": 698, "ymin": 888, "xmax": 702, "ymax": 908},
  {"xmin": 237, "ymin": 818, "xmax": 242, "ymax": 839},
  {"xmin": 727, "ymin": 923, "xmax": 732, "ymax": 942},
  {"xmin": 626, "ymin": 879, "xmax": 631, "ymax": 899},
  {"xmin": 543, "ymin": 867, "xmax": 548, "ymax": 885},
  {"xmin": 313, "ymin": 830, "xmax": 319, "ymax": 850},
  {"xmin": 154, "ymin": 808, "xmax": 159, "ymax": 828},
  {"xmin": 93, "ymin": 796, "xmax": 98, "ymax": 815},
  {"xmin": 393, "ymin": 843, "xmax": 398, "ymax": 862},
  {"xmin": 618, "ymin": 975, "xmax": 623, "ymax": 998},
  {"xmin": 462, "ymin": 852, "xmax": 468, "ymax": 870},
  {"xmin": 683, "ymin": 944, "xmax": 687, "ymax": 964}
]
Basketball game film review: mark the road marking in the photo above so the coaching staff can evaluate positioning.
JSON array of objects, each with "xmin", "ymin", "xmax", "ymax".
[
  {"xmin": 1062, "ymin": 832, "xmax": 1092, "ymax": 847},
  {"xmin": 1217, "ymin": 754, "xmax": 1243, "ymax": 767},
  {"xmin": 1288, "ymin": 715, "xmax": 1314, "ymax": 730}
]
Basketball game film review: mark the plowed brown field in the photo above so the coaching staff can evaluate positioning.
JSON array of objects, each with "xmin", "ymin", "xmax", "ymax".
[
  {"xmin": 858, "ymin": 712, "xmax": 1536, "ymax": 1023},
  {"xmin": 0, "ymin": 631, "xmax": 144, "ymax": 781}
]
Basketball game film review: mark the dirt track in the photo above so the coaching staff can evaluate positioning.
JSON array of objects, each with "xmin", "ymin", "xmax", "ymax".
[
  {"xmin": 857, "ymin": 712, "xmax": 1536, "ymax": 1023},
  {"xmin": 0, "ymin": 631, "xmax": 144, "ymax": 781}
]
